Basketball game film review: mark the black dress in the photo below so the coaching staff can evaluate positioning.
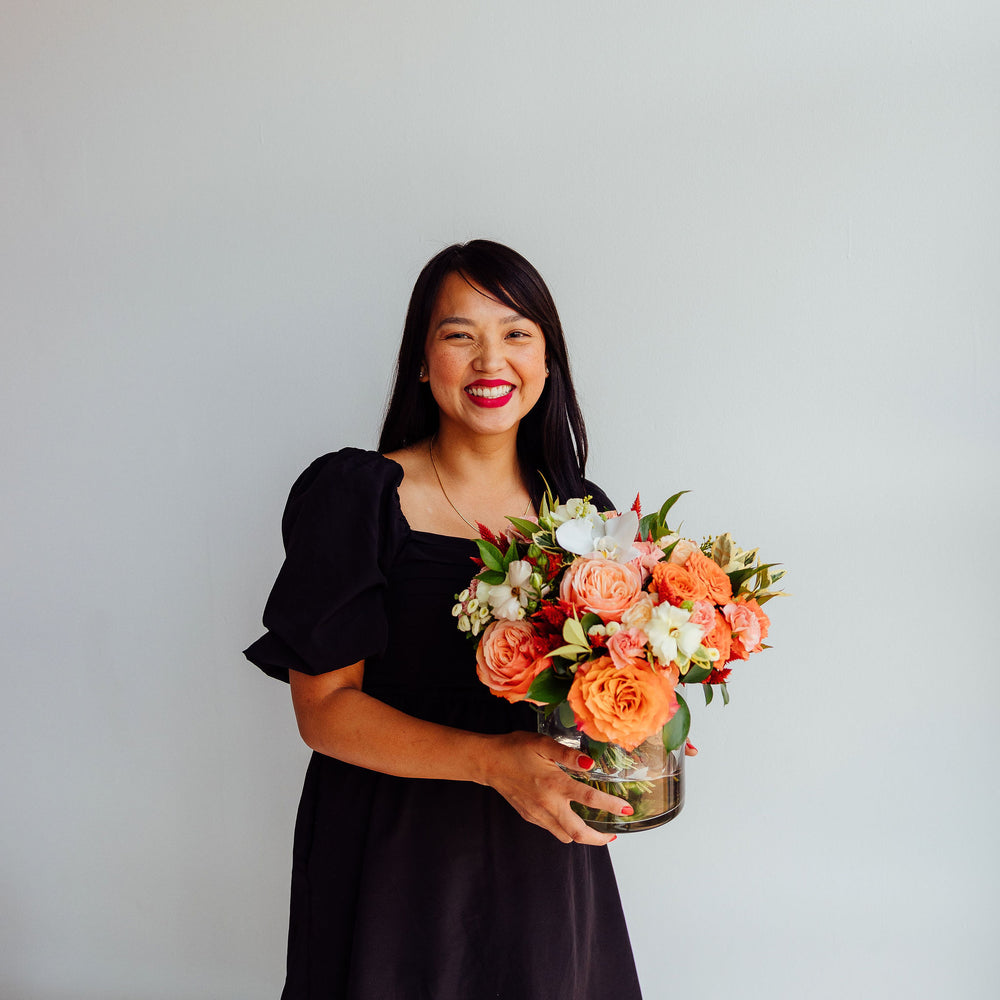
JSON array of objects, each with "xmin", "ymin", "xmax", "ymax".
[{"xmin": 245, "ymin": 449, "xmax": 642, "ymax": 1000}]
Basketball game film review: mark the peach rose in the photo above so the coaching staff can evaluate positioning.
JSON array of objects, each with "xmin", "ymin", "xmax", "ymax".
[
  {"xmin": 685, "ymin": 550, "xmax": 733, "ymax": 604},
  {"xmin": 722, "ymin": 600, "xmax": 761, "ymax": 661},
  {"xmin": 651, "ymin": 561, "xmax": 708, "ymax": 606},
  {"xmin": 668, "ymin": 538, "xmax": 700, "ymax": 565},
  {"xmin": 559, "ymin": 555, "xmax": 644, "ymax": 623},
  {"xmin": 475, "ymin": 619, "xmax": 552, "ymax": 702},
  {"xmin": 687, "ymin": 599, "xmax": 716, "ymax": 636},
  {"xmin": 621, "ymin": 591, "xmax": 656, "ymax": 629},
  {"xmin": 567, "ymin": 655, "xmax": 678, "ymax": 751},
  {"xmin": 629, "ymin": 540, "xmax": 666, "ymax": 580},
  {"xmin": 606, "ymin": 627, "xmax": 649, "ymax": 671}
]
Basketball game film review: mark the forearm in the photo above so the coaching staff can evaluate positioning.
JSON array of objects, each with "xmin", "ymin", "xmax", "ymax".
[{"xmin": 295, "ymin": 684, "xmax": 498, "ymax": 784}]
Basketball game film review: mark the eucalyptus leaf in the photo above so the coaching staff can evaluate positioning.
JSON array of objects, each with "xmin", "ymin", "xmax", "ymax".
[{"xmin": 662, "ymin": 691, "xmax": 691, "ymax": 751}]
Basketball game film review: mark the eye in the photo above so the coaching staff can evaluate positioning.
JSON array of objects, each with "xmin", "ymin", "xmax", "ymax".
[
  {"xmin": 443, "ymin": 331, "xmax": 472, "ymax": 340},
  {"xmin": 506, "ymin": 329, "xmax": 532, "ymax": 340}
]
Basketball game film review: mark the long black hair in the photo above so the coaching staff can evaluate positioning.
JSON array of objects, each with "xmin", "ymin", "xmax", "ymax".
[{"xmin": 378, "ymin": 240, "xmax": 590, "ymax": 505}]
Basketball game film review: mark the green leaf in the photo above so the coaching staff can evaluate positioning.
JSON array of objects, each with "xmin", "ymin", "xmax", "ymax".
[
  {"xmin": 478, "ymin": 568, "xmax": 506, "ymax": 586},
  {"xmin": 638, "ymin": 512, "xmax": 658, "ymax": 541},
  {"xmin": 563, "ymin": 617, "xmax": 588, "ymax": 647},
  {"xmin": 526, "ymin": 668, "xmax": 572, "ymax": 704},
  {"xmin": 683, "ymin": 663, "xmax": 712, "ymax": 684},
  {"xmin": 720, "ymin": 682, "xmax": 730, "ymax": 706},
  {"xmin": 507, "ymin": 516, "xmax": 539, "ymax": 539},
  {"xmin": 548, "ymin": 643, "xmax": 589, "ymax": 659},
  {"xmin": 475, "ymin": 540, "xmax": 505, "ymax": 573},
  {"xmin": 703, "ymin": 684, "xmax": 714, "ymax": 706},
  {"xmin": 556, "ymin": 701, "xmax": 576, "ymax": 729},
  {"xmin": 728, "ymin": 565, "xmax": 758, "ymax": 593},
  {"xmin": 580, "ymin": 612, "xmax": 603, "ymax": 634},
  {"xmin": 657, "ymin": 490, "xmax": 689, "ymax": 525},
  {"xmin": 662, "ymin": 692, "xmax": 691, "ymax": 751},
  {"xmin": 502, "ymin": 542, "xmax": 518, "ymax": 569}
]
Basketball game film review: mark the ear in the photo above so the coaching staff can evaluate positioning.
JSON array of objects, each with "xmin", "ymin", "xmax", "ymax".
[{"xmin": 418, "ymin": 361, "xmax": 429, "ymax": 382}]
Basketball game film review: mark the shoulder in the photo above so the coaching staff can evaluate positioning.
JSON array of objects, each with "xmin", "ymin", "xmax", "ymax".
[{"xmin": 280, "ymin": 448, "xmax": 405, "ymax": 546}]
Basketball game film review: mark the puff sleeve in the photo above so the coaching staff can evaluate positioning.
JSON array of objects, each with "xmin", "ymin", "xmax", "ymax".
[{"xmin": 243, "ymin": 449, "xmax": 404, "ymax": 683}]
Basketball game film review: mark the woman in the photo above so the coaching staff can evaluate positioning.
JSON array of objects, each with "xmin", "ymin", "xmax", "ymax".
[{"xmin": 245, "ymin": 241, "xmax": 643, "ymax": 999}]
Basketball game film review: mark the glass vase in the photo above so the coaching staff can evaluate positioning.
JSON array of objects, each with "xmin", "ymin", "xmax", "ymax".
[{"xmin": 537, "ymin": 710, "xmax": 684, "ymax": 833}]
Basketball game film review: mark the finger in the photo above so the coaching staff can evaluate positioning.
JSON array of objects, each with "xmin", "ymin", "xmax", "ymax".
[
  {"xmin": 684, "ymin": 740, "xmax": 699, "ymax": 757},
  {"xmin": 566, "ymin": 777, "xmax": 632, "ymax": 817},
  {"xmin": 558, "ymin": 806, "xmax": 617, "ymax": 847}
]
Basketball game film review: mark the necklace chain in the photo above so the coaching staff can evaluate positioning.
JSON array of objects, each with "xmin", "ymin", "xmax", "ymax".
[{"xmin": 428, "ymin": 438, "xmax": 531, "ymax": 534}]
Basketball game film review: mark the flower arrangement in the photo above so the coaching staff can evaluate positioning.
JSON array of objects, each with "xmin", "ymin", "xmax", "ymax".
[{"xmin": 453, "ymin": 489, "xmax": 785, "ymax": 831}]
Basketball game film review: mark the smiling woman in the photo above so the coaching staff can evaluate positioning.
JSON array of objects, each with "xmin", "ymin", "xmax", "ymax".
[{"xmin": 244, "ymin": 241, "xmax": 642, "ymax": 1000}]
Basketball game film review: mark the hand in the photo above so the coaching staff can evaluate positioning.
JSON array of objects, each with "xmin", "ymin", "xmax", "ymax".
[{"xmin": 482, "ymin": 731, "xmax": 631, "ymax": 847}]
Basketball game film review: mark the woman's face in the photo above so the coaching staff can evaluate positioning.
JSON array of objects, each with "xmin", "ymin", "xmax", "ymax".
[{"xmin": 422, "ymin": 271, "xmax": 548, "ymax": 442}]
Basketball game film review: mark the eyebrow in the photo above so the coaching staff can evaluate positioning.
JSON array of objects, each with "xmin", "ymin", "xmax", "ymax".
[{"xmin": 435, "ymin": 314, "xmax": 526, "ymax": 330}]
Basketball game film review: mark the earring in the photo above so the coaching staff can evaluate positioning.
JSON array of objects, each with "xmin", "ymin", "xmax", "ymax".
[
  {"xmin": 545, "ymin": 364, "xmax": 550, "ymax": 376},
  {"xmin": 418, "ymin": 364, "xmax": 426, "ymax": 380}
]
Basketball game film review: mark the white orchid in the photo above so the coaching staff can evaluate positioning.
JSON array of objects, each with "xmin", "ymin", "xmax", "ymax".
[
  {"xmin": 549, "ymin": 497, "xmax": 600, "ymax": 526},
  {"xmin": 555, "ymin": 509, "xmax": 641, "ymax": 563},
  {"xmin": 644, "ymin": 603, "xmax": 709, "ymax": 670},
  {"xmin": 486, "ymin": 559, "xmax": 535, "ymax": 621}
]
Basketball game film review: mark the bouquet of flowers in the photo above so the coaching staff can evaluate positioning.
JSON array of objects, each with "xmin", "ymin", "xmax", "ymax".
[{"xmin": 452, "ymin": 489, "xmax": 785, "ymax": 832}]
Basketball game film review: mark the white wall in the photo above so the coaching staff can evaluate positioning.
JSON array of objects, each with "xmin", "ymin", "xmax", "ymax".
[{"xmin": 3, "ymin": 3, "xmax": 997, "ymax": 998}]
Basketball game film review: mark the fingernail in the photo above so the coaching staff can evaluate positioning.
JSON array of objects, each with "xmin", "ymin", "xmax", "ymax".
[
  {"xmin": 609, "ymin": 835, "xmax": 617, "ymax": 842},
  {"xmin": 621, "ymin": 805, "xmax": 634, "ymax": 816},
  {"xmin": 577, "ymin": 755, "xmax": 594, "ymax": 770}
]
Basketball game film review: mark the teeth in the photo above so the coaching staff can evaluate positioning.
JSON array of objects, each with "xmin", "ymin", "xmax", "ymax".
[{"xmin": 467, "ymin": 385, "xmax": 513, "ymax": 398}]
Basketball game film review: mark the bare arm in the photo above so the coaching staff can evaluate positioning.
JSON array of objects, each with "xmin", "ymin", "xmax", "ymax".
[{"xmin": 289, "ymin": 664, "xmax": 631, "ymax": 846}]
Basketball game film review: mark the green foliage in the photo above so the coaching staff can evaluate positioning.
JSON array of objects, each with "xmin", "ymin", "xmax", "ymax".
[
  {"xmin": 507, "ymin": 516, "xmax": 539, "ymax": 539},
  {"xmin": 526, "ymin": 668, "xmax": 572, "ymax": 704},
  {"xmin": 475, "ymin": 539, "xmax": 505, "ymax": 573},
  {"xmin": 662, "ymin": 691, "xmax": 691, "ymax": 751},
  {"xmin": 682, "ymin": 662, "xmax": 711, "ymax": 684},
  {"xmin": 478, "ymin": 569, "xmax": 506, "ymax": 585}
]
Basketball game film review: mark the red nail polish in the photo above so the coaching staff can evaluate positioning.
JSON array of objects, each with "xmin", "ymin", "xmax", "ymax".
[
  {"xmin": 609, "ymin": 835, "xmax": 617, "ymax": 842},
  {"xmin": 577, "ymin": 755, "xmax": 595, "ymax": 769},
  {"xmin": 621, "ymin": 805, "xmax": 634, "ymax": 816}
]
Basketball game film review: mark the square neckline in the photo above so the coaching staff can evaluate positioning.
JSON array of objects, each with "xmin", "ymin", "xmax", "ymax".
[{"xmin": 380, "ymin": 454, "xmax": 482, "ymax": 547}]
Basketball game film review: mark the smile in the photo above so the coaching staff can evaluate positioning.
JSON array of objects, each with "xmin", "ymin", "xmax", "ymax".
[
  {"xmin": 466, "ymin": 385, "xmax": 514, "ymax": 399},
  {"xmin": 465, "ymin": 381, "xmax": 515, "ymax": 408}
]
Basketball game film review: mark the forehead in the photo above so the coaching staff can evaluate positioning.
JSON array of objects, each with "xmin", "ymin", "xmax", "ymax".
[{"xmin": 429, "ymin": 271, "xmax": 532, "ymax": 327}]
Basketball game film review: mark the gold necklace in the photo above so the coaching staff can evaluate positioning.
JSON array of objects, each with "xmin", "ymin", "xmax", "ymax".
[{"xmin": 428, "ymin": 438, "xmax": 531, "ymax": 534}]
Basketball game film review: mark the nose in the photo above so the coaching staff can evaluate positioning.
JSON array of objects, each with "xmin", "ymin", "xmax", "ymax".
[{"xmin": 473, "ymin": 338, "xmax": 504, "ymax": 373}]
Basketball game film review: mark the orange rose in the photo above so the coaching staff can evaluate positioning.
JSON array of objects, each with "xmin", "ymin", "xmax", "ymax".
[
  {"xmin": 567, "ymin": 654, "xmax": 678, "ymax": 751},
  {"xmin": 476, "ymin": 620, "xmax": 552, "ymax": 703},
  {"xmin": 685, "ymin": 551, "xmax": 733, "ymax": 604},
  {"xmin": 699, "ymin": 608, "xmax": 732, "ymax": 665},
  {"xmin": 559, "ymin": 555, "xmax": 644, "ymax": 623},
  {"xmin": 651, "ymin": 561, "xmax": 708, "ymax": 606}
]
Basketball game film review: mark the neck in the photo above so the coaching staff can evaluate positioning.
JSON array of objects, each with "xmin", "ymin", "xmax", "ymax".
[{"xmin": 430, "ymin": 424, "xmax": 522, "ymax": 482}]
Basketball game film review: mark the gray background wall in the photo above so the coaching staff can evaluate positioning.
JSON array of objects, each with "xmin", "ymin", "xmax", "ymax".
[{"xmin": 3, "ymin": 3, "xmax": 997, "ymax": 998}]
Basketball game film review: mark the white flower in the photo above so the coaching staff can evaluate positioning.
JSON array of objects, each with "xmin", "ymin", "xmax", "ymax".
[
  {"xmin": 556, "ymin": 509, "xmax": 641, "ymax": 563},
  {"xmin": 644, "ymin": 603, "xmax": 705, "ymax": 669},
  {"xmin": 487, "ymin": 560, "xmax": 536, "ymax": 621},
  {"xmin": 550, "ymin": 497, "xmax": 600, "ymax": 526}
]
